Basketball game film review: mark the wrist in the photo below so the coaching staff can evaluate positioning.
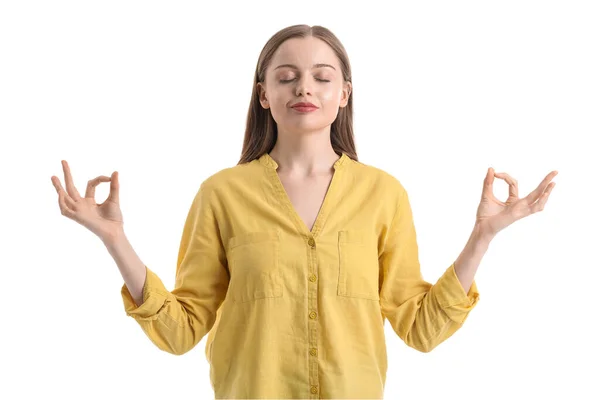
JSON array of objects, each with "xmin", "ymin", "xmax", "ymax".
[
  {"xmin": 101, "ymin": 228, "xmax": 127, "ymax": 248},
  {"xmin": 473, "ymin": 221, "xmax": 495, "ymax": 244}
]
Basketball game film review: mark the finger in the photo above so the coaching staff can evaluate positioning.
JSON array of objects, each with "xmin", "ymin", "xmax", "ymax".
[
  {"xmin": 107, "ymin": 171, "xmax": 120, "ymax": 203},
  {"xmin": 482, "ymin": 167, "xmax": 508, "ymax": 205},
  {"xmin": 530, "ymin": 181, "xmax": 556, "ymax": 213},
  {"xmin": 58, "ymin": 187, "xmax": 77, "ymax": 218},
  {"xmin": 493, "ymin": 171, "xmax": 519, "ymax": 200},
  {"xmin": 62, "ymin": 160, "xmax": 82, "ymax": 200},
  {"xmin": 525, "ymin": 170, "xmax": 558, "ymax": 204},
  {"xmin": 51, "ymin": 175, "xmax": 75, "ymax": 204},
  {"xmin": 85, "ymin": 175, "xmax": 112, "ymax": 199},
  {"xmin": 64, "ymin": 190, "xmax": 79, "ymax": 211},
  {"xmin": 482, "ymin": 168, "xmax": 500, "ymax": 201},
  {"xmin": 51, "ymin": 176, "xmax": 62, "ymax": 193}
]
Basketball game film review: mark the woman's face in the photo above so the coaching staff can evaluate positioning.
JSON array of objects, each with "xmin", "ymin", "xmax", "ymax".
[{"xmin": 258, "ymin": 36, "xmax": 352, "ymax": 135}]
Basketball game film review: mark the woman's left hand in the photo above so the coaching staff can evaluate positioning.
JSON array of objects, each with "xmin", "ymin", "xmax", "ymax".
[{"xmin": 475, "ymin": 168, "xmax": 558, "ymax": 237}]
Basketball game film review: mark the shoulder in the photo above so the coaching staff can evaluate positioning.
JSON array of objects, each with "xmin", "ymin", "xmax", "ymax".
[
  {"xmin": 193, "ymin": 158, "xmax": 262, "ymax": 200},
  {"xmin": 348, "ymin": 157, "xmax": 407, "ymax": 198}
]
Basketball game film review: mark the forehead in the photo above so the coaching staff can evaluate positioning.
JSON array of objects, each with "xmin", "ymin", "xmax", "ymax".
[{"xmin": 270, "ymin": 37, "xmax": 339, "ymax": 69}]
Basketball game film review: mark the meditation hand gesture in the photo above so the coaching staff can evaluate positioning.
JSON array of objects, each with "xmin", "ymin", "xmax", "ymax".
[
  {"xmin": 51, "ymin": 160, "xmax": 124, "ymax": 243},
  {"xmin": 475, "ymin": 168, "xmax": 558, "ymax": 236}
]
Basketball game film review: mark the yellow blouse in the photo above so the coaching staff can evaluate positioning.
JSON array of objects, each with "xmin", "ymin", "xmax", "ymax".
[{"xmin": 121, "ymin": 152, "xmax": 480, "ymax": 399}]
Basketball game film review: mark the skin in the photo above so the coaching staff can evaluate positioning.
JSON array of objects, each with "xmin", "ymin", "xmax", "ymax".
[{"xmin": 257, "ymin": 36, "xmax": 352, "ymax": 178}]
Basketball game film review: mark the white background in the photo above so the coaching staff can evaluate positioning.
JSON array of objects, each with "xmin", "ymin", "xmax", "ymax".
[{"xmin": 1, "ymin": 1, "xmax": 598, "ymax": 399}]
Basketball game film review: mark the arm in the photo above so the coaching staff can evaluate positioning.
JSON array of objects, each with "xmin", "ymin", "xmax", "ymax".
[
  {"xmin": 108, "ymin": 180, "xmax": 230, "ymax": 356},
  {"xmin": 379, "ymin": 185, "xmax": 480, "ymax": 353},
  {"xmin": 105, "ymin": 232, "xmax": 147, "ymax": 307},
  {"xmin": 453, "ymin": 222, "xmax": 494, "ymax": 295}
]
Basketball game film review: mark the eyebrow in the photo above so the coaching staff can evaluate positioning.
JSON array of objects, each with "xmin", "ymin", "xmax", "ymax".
[{"xmin": 274, "ymin": 63, "xmax": 336, "ymax": 71}]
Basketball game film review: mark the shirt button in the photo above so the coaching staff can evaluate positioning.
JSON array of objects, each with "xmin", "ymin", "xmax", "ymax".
[
  {"xmin": 310, "ymin": 385, "xmax": 318, "ymax": 394},
  {"xmin": 310, "ymin": 348, "xmax": 317, "ymax": 356},
  {"xmin": 309, "ymin": 311, "xmax": 317, "ymax": 319},
  {"xmin": 309, "ymin": 274, "xmax": 317, "ymax": 282},
  {"xmin": 307, "ymin": 237, "xmax": 315, "ymax": 247}
]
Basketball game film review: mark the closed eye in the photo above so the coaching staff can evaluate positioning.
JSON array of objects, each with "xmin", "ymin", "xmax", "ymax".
[{"xmin": 279, "ymin": 78, "xmax": 330, "ymax": 83}]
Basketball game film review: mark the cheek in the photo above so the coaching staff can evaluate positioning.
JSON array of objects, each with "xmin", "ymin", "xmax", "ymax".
[
  {"xmin": 319, "ymin": 86, "xmax": 343, "ymax": 104},
  {"xmin": 320, "ymin": 92, "xmax": 334, "ymax": 102},
  {"xmin": 266, "ymin": 94, "xmax": 289, "ymax": 123},
  {"xmin": 266, "ymin": 92, "xmax": 284, "ymax": 109}
]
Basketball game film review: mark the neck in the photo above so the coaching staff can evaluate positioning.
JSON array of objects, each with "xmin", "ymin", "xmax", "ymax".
[{"xmin": 269, "ymin": 127, "xmax": 340, "ymax": 177}]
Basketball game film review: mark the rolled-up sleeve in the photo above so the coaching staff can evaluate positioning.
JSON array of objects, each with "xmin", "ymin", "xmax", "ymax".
[
  {"xmin": 379, "ymin": 184, "xmax": 480, "ymax": 353},
  {"xmin": 121, "ymin": 180, "xmax": 229, "ymax": 355}
]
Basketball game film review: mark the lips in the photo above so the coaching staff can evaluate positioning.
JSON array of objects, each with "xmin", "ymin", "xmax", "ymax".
[{"xmin": 292, "ymin": 102, "xmax": 318, "ymax": 109}]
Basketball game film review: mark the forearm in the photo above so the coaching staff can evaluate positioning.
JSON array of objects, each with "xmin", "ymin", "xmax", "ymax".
[
  {"xmin": 454, "ymin": 222, "xmax": 495, "ymax": 294},
  {"xmin": 103, "ymin": 231, "xmax": 147, "ymax": 307}
]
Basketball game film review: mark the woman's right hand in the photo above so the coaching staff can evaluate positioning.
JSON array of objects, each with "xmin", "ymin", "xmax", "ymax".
[{"xmin": 51, "ymin": 160, "xmax": 125, "ymax": 243}]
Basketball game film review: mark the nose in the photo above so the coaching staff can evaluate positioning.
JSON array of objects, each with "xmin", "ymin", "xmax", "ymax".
[{"xmin": 295, "ymin": 74, "xmax": 313, "ymax": 97}]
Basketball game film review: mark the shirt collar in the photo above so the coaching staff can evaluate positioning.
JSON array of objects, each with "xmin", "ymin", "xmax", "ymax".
[{"xmin": 258, "ymin": 151, "xmax": 349, "ymax": 171}]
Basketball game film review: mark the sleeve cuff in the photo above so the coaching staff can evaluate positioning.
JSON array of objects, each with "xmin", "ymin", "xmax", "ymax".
[
  {"xmin": 431, "ymin": 262, "xmax": 480, "ymax": 320},
  {"xmin": 120, "ymin": 266, "xmax": 171, "ymax": 321}
]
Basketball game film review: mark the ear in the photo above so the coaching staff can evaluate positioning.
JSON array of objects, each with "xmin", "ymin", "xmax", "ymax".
[
  {"xmin": 339, "ymin": 81, "xmax": 352, "ymax": 108},
  {"xmin": 257, "ymin": 82, "xmax": 270, "ymax": 109}
]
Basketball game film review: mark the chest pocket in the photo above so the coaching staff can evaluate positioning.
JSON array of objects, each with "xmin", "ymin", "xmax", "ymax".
[
  {"xmin": 227, "ymin": 230, "xmax": 282, "ymax": 304},
  {"xmin": 338, "ymin": 229, "xmax": 380, "ymax": 301}
]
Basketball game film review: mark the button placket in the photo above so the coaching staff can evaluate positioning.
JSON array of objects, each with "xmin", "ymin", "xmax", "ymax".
[
  {"xmin": 307, "ymin": 235, "xmax": 320, "ymax": 397},
  {"xmin": 308, "ymin": 237, "xmax": 317, "ymax": 283}
]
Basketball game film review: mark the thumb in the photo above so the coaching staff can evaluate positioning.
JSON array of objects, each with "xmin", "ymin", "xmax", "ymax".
[
  {"xmin": 108, "ymin": 171, "xmax": 120, "ymax": 203},
  {"xmin": 483, "ymin": 167, "xmax": 494, "ymax": 186},
  {"xmin": 482, "ymin": 167, "xmax": 494, "ymax": 197}
]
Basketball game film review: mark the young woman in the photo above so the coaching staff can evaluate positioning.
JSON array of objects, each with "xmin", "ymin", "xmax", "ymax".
[{"xmin": 51, "ymin": 24, "xmax": 558, "ymax": 399}]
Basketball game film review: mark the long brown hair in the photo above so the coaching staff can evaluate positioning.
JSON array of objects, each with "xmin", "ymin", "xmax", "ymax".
[{"xmin": 237, "ymin": 24, "xmax": 358, "ymax": 165}]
